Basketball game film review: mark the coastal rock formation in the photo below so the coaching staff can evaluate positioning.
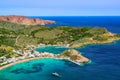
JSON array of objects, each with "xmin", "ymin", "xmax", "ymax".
[
  {"xmin": 0, "ymin": 15, "xmax": 55, "ymax": 25},
  {"xmin": 70, "ymin": 49, "xmax": 89, "ymax": 63},
  {"xmin": 60, "ymin": 49, "xmax": 89, "ymax": 63}
]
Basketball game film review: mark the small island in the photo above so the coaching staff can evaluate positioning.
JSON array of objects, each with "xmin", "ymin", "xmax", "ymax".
[{"xmin": 0, "ymin": 16, "xmax": 120, "ymax": 70}]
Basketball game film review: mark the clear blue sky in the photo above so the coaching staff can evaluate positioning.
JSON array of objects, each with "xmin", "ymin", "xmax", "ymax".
[{"xmin": 0, "ymin": 0, "xmax": 120, "ymax": 16}]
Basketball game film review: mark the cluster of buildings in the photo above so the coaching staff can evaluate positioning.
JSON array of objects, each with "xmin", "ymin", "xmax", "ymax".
[
  {"xmin": 0, "ymin": 46, "xmax": 58, "ymax": 66},
  {"xmin": 0, "ymin": 45, "xmax": 82, "ymax": 67}
]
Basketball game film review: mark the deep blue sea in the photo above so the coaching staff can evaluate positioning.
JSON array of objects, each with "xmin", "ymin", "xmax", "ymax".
[
  {"xmin": 37, "ymin": 16, "xmax": 120, "ymax": 33},
  {"xmin": 0, "ymin": 16, "xmax": 120, "ymax": 80}
]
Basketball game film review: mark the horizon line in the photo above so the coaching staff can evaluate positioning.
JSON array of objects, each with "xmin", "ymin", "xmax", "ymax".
[{"xmin": 0, "ymin": 15, "xmax": 120, "ymax": 17}]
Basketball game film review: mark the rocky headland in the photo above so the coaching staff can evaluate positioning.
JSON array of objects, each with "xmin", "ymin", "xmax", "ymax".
[
  {"xmin": 0, "ymin": 15, "xmax": 55, "ymax": 25},
  {"xmin": 60, "ymin": 49, "xmax": 89, "ymax": 63}
]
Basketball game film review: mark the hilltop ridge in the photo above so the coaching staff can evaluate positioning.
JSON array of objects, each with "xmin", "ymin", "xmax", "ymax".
[{"xmin": 0, "ymin": 15, "xmax": 55, "ymax": 25}]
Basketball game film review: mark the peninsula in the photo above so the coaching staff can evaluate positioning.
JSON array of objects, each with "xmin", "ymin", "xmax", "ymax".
[
  {"xmin": 0, "ymin": 16, "xmax": 120, "ymax": 70},
  {"xmin": 0, "ymin": 15, "xmax": 55, "ymax": 25}
]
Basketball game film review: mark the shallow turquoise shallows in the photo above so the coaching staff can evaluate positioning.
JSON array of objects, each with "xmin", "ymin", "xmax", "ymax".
[
  {"xmin": 1, "ymin": 41, "xmax": 120, "ymax": 80},
  {"xmin": 36, "ymin": 46, "xmax": 68, "ymax": 54},
  {"xmin": 0, "ymin": 58, "xmax": 70, "ymax": 80}
]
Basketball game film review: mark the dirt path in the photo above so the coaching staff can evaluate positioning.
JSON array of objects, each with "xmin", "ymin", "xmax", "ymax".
[{"xmin": 14, "ymin": 35, "xmax": 20, "ymax": 46}]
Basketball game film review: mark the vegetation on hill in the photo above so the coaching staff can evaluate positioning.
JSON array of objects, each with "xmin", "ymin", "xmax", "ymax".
[
  {"xmin": 0, "ymin": 45, "xmax": 21, "ymax": 58},
  {"xmin": 0, "ymin": 21, "xmax": 120, "ymax": 57},
  {"xmin": 60, "ymin": 49, "xmax": 89, "ymax": 62}
]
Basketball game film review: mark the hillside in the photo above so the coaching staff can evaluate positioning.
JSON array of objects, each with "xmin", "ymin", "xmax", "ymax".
[
  {"xmin": 0, "ymin": 15, "xmax": 55, "ymax": 25},
  {"xmin": 60, "ymin": 49, "xmax": 89, "ymax": 63},
  {"xmin": 0, "ymin": 21, "xmax": 120, "ymax": 48},
  {"xmin": 0, "ymin": 21, "xmax": 120, "ymax": 57}
]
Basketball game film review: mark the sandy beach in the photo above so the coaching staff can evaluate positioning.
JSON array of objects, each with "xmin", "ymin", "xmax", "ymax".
[{"xmin": 0, "ymin": 57, "xmax": 51, "ymax": 70}]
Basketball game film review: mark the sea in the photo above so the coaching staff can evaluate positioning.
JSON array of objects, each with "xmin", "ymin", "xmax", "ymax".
[{"xmin": 0, "ymin": 16, "xmax": 120, "ymax": 80}]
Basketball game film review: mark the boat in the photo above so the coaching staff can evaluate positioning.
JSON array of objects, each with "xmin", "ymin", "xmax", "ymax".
[{"xmin": 52, "ymin": 72, "xmax": 61, "ymax": 77}]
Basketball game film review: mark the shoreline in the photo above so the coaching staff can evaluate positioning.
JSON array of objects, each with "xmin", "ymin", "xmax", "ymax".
[
  {"xmin": 0, "ymin": 57, "xmax": 51, "ymax": 70},
  {"xmin": 0, "ymin": 38, "xmax": 120, "ymax": 70},
  {"xmin": 70, "ymin": 37, "xmax": 120, "ymax": 48},
  {"xmin": 0, "ymin": 56, "xmax": 81, "ymax": 70}
]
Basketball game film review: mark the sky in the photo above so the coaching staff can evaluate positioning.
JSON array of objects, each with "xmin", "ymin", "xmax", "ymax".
[{"xmin": 0, "ymin": 0, "xmax": 120, "ymax": 16}]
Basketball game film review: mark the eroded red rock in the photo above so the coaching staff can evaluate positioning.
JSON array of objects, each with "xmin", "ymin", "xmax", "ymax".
[{"xmin": 0, "ymin": 15, "xmax": 55, "ymax": 25}]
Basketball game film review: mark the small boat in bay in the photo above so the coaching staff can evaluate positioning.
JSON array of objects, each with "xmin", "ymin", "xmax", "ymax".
[{"xmin": 52, "ymin": 72, "xmax": 61, "ymax": 77}]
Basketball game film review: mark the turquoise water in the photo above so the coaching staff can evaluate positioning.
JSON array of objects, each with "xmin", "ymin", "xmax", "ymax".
[
  {"xmin": 0, "ymin": 16, "xmax": 120, "ymax": 80},
  {"xmin": 0, "ymin": 41, "xmax": 120, "ymax": 80},
  {"xmin": 36, "ymin": 46, "xmax": 68, "ymax": 54},
  {"xmin": 0, "ymin": 58, "xmax": 80, "ymax": 80}
]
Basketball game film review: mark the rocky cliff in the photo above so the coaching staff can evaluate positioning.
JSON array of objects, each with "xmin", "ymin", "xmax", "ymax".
[
  {"xmin": 0, "ymin": 15, "xmax": 55, "ymax": 25},
  {"xmin": 60, "ymin": 49, "xmax": 89, "ymax": 63}
]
